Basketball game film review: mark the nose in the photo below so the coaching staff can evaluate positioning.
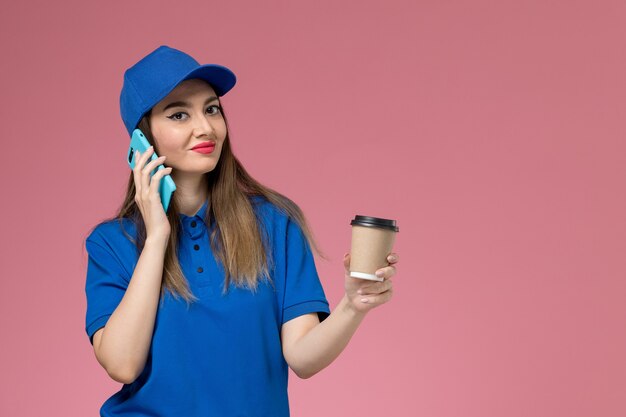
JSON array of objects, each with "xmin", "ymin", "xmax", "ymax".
[{"xmin": 192, "ymin": 111, "xmax": 215, "ymax": 138}]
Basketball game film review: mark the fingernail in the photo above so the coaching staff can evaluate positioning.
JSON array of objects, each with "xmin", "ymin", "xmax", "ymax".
[
  {"xmin": 361, "ymin": 298, "xmax": 369, "ymax": 303},
  {"xmin": 376, "ymin": 271, "xmax": 384, "ymax": 278}
]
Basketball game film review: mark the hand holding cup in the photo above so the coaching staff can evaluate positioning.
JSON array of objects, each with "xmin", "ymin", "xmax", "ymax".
[
  {"xmin": 343, "ymin": 215, "xmax": 399, "ymax": 314},
  {"xmin": 343, "ymin": 251, "xmax": 399, "ymax": 313}
]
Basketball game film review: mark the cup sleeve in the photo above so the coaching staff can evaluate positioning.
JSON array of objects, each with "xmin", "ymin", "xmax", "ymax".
[
  {"xmin": 281, "ymin": 217, "xmax": 330, "ymax": 326},
  {"xmin": 84, "ymin": 233, "xmax": 131, "ymax": 345}
]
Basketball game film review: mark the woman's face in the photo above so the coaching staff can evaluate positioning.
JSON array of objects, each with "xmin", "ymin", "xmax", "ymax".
[{"xmin": 149, "ymin": 78, "xmax": 227, "ymax": 176}]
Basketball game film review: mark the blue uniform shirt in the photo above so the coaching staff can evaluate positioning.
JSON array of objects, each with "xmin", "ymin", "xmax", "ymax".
[{"xmin": 85, "ymin": 196, "xmax": 330, "ymax": 416}]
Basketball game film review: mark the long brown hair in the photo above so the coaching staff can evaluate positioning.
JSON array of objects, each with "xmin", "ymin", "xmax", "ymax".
[{"xmin": 90, "ymin": 97, "xmax": 327, "ymax": 306}]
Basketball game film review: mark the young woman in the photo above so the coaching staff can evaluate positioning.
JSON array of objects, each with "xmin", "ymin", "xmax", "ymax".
[{"xmin": 84, "ymin": 45, "xmax": 399, "ymax": 416}]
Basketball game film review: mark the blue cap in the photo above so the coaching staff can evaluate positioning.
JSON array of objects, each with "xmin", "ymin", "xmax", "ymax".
[{"xmin": 120, "ymin": 45, "xmax": 237, "ymax": 135}]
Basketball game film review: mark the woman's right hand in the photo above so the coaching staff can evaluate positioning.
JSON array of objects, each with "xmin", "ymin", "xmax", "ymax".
[{"xmin": 133, "ymin": 146, "xmax": 173, "ymax": 239}]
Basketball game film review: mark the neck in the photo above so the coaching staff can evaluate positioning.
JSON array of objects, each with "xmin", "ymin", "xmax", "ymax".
[{"xmin": 171, "ymin": 171, "xmax": 209, "ymax": 217}]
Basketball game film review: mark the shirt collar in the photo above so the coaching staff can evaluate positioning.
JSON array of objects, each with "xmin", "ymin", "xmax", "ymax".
[
  {"xmin": 178, "ymin": 199, "xmax": 209, "ymax": 238},
  {"xmin": 178, "ymin": 199, "xmax": 208, "ymax": 218},
  {"xmin": 195, "ymin": 198, "xmax": 208, "ymax": 221}
]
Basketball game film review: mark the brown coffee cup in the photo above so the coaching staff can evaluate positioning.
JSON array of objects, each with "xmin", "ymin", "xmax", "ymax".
[{"xmin": 349, "ymin": 215, "xmax": 399, "ymax": 281}]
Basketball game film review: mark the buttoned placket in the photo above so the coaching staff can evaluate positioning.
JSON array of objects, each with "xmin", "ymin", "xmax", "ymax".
[{"xmin": 182, "ymin": 215, "xmax": 207, "ymax": 276}]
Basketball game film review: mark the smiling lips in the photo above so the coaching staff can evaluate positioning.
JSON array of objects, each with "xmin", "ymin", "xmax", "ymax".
[{"xmin": 191, "ymin": 141, "xmax": 216, "ymax": 154}]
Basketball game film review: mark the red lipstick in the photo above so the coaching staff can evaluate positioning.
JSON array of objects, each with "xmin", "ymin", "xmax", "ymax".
[{"xmin": 191, "ymin": 141, "xmax": 216, "ymax": 154}]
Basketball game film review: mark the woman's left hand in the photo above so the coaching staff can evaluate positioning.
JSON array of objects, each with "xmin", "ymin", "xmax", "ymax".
[{"xmin": 343, "ymin": 252, "xmax": 399, "ymax": 314}]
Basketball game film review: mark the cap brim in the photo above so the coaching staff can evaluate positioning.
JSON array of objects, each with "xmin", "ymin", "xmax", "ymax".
[{"xmin": 180, "ymin": 64, "xmax": 237, "ymax": 97}]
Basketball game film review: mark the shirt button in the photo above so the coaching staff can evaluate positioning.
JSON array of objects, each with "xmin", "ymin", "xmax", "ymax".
[
  {"xmin": 194, "ymin": 244, "xmax": 199, "ymax": 250},
  {"xmin": 191, "ymin": 221, "xmax": 197, "ymax": 227},
  {"xmin": 197, "ymin": 267, "xmax": 203, "ymax": 273}
]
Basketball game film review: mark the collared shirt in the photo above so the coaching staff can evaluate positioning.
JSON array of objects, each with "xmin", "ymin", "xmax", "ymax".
[{"xmin": 85, "ymin": 196, "xmax": 330, "ymax": 416}]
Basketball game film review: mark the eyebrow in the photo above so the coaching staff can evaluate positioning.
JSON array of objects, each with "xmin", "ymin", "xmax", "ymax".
[{"xmin": 162, "ymin": 96, "xmax": 219, "ymax": 112}]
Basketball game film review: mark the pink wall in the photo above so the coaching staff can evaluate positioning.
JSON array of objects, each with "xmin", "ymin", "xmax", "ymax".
[{"xmin": 1, "ymin": 0, "xmax": 625, "ymax": 416}]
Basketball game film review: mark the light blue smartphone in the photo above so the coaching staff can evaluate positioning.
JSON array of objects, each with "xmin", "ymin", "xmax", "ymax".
[{"xmin": 127, "ymin": 128, "xmax": 177, "ymax": 213}]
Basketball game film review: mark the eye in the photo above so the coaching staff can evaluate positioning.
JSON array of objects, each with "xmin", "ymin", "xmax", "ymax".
[
  {"xmin": 167, "ymin": 112, "xmax": 188, "ymax": 121},
  {"xmin": 207, "ymin": 105, "xmax": 222, "ymax": 115}
]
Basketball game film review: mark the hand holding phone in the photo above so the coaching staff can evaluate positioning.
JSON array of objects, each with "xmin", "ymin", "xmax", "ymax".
[{"xmin": 127, "ymin": 129, "xmax": 177, "ymax": 213}]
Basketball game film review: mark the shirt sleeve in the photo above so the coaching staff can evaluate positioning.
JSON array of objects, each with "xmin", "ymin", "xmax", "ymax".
[
  {"xmin": 84, "ymin": 230, "xmax": 131, "ymax": 345},
  {"xmin": 281, "ymin": 217, "xmax": 331, "ymax": 325}
]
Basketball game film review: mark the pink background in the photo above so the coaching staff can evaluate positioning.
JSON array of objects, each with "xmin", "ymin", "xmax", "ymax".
[{"xmin": 1, "ymin": 0, "xmax": 625, "ymax": 416}]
